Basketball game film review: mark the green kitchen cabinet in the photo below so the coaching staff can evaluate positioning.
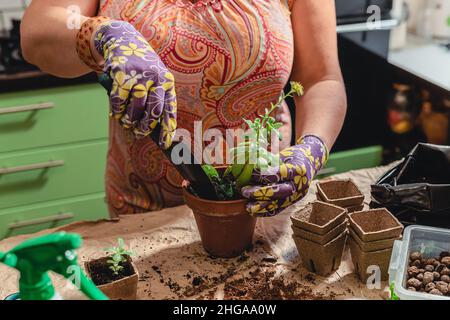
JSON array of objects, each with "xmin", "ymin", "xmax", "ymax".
[
  {"xmin": 0, "ymin": 192, "xmax": 107, "ymax": 239},
  {"xmin": 0, "ymin": 83, "xmax": 110, "ymax": 239},
  {"xmin": 0, "ymin": 140, "xmax": 108, "ymax": 210},
  {"xmin": 0, "ymin": 84, "xmax": 109, "ymax": 154}
]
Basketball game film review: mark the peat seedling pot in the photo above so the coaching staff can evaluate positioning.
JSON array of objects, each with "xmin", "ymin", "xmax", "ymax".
[
  {"xmin": 348, "ymin": 237, "xmax": 393, "ymax": 282},
  {"xmin": 293, "ymin": 231, "xmax": 348, "ymax": 276},
  {"xmin": 349, "ymin": 208, "xmax": 404, "ymax": 242},
  {"xmin": 349, "ymin": 227, "xmax": 401, "ymax": 252},
  {"xmin": 291, "ymin": 219, "xmax": 348, "ymax": 245},
  {"xmin": 317, "ymin": 179, "xmax": 364, "ymax": 208},
  {"xmin": 85, "ymin": 256, "xmax": 138, "ymax": 300},
  {"xmin": 290, "ymin": 201, "xmax": 347, "ymax": 235},
  {"xmin": 183, "ymin": 188, "xmax": 256, "ymax": 258}
]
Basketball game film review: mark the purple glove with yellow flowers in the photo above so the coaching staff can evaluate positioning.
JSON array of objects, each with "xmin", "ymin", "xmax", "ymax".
[
  {"xmin": 241, "ymin": 135, "xmax": 328, "ymax": 217},
  {"xmin": 94, "ymin": 20, "xmax": 177, "ymax": 149}
]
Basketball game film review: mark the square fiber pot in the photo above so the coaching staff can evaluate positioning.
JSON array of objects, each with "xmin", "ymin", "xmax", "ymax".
[
  {"xmin": 348, "ymin": 237, "xmax": 392, "ymax": 282},
  {"xmin": 85, "ymin": 257, "xmax": 139, "ymax": 300},
  {"xmin": 291, "ymin": 219, "xmax": 348, "ymax": 245},
  {"xmin": 293, "ymin": 231, "xmax": 348, "ymax": 276},
  {"xmin": 349, "ymin": 208, "xmax": 404, "ymax": 242},
  {"xmin": 317, "ymin": 179, "xmax": 364, "ymax": 208},
  {"xmin": 349, "ymin": 227, "xmax": 401, "ymax": 252},
  {"xmin": 290, "ymin": 201, "xmax": 347, "ymax": 235}
]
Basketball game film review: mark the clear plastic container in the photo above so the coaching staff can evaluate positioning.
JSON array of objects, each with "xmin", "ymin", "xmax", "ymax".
[{"xmin": 389, "ymin": 225, "xmax": 450, "ymax": 300}]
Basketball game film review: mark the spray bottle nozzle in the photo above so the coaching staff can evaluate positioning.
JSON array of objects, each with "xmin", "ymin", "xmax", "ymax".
[{"xmin": 0, "ymin": 232, "xmax": 107, "ymax": 300}]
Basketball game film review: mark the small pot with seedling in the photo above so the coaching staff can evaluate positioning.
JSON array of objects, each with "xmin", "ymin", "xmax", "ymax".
[
  {"xmin": 183, "ymin": 82, "xmax": 304, "ymax": 258},
  {"xmin": 85, "ymin": 238, "xmax": 138, "ymax": 300}
]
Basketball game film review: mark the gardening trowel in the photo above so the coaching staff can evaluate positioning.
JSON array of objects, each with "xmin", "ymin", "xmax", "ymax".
[{"xmin": 97, "ymin": 73, "xmax": 219, "ymax": 200}]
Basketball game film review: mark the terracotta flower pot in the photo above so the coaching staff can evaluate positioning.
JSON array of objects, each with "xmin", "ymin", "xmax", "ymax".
[
  {"xmin": 348, "ymin": 208, "xmax": 404, "ymax": 242},
  {"xmin": 290, "ymin": 201, "xmax": 347, "ymax": 235},
  {"xmin": 317, "ymin": 179, "xmax": 364, "ymax": 208},
  {"xmin": 85, "ymin": 256, "xmax": 138, "ymax": 300},
  {"xmin": 348, "ymin": 237, "xmax": 393, "ymax": 282},
  {"xmin": 291, "ymin": 219, "xmax": 348, "ymax": 245},
  {"xmin": 293, "ymin": 231, "xmax": 348, "ymax": 276},
  {"xmin": 183, "ymin": 188, "xmax": 256, "ymax": 258}
]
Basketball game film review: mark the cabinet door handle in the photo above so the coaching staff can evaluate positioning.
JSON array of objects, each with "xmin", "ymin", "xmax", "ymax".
[
  {"xmin": 0, "ymin": 102, "xmax": 54, "ymax": 115},
  {"xmin": 8, "ymin": 212, "xmax": 74, "ymax": 230},
  {"xmin": 0, "ymin": 160, "xmax": 65, "ymax": 175}
]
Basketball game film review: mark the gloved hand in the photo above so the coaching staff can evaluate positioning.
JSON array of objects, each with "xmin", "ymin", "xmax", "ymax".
[
  {"xmin": 94, "ymin": 20, "xmax": 177, "ymax": 149},
  {"xmin": 241, "ymin": 135, "xmax": 328, "ymax": 217}
]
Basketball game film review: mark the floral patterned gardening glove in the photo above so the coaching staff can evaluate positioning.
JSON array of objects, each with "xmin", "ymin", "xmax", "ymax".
[
  {"xmin": 241, "ymin": 135, "xmax": 329, "ymax": 217},
  {"xmin": 94, "ymin": 20, "xmax": 177, "ymax": 149}
]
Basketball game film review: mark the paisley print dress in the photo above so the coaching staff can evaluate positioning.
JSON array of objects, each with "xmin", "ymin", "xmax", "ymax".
[{"xmin": 98, "ymin": 0, "xmax": 296, "ymax": 216}]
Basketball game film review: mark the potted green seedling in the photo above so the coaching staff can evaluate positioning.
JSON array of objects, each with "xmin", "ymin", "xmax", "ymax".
[
  {"xmin": 85, "ymin": 238, "xmax": 139, "ymax": 300},
  {"xmin": 183, "ymin": 82, "xmax": 304, "ymax": 258}
]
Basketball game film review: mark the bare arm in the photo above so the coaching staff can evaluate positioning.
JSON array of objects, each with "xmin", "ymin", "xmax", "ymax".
[
  {"xmin": 21, "ymin": 0, "xmax": 99, "ymax": 78},
  {"xmin": 291, "ymin": 0, "xmax": 347, "ymax": 149}
]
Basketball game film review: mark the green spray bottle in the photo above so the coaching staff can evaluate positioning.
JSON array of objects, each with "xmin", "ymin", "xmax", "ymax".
[{"xmin": 0, "ymin": 232, "xmax": 108, "ymax": 300}]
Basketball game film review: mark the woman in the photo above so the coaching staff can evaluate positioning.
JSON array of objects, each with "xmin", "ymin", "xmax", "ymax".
[{"xmin": 21, "ymin": 0, "xmax": 346, "ymax": 217}]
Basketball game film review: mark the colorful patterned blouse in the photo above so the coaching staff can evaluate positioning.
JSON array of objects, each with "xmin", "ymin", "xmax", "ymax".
[{"xmin": 98, "ymin": 0, "xmax": 296, "ymax": 216}]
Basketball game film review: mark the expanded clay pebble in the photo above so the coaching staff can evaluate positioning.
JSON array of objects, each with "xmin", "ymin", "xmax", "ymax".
[
  {"xmin": 406, "ymin": 278, "xmax": 422, "ymax": 289},
  {"xmin": 410, "ymin": 252, "xmax": 422, "ymax": 261},
  {"xmin": 441, "ymin": 275, "xmax": 450, "ymax": 283},
  {"xmin": 435, "ymin": 281, "xmax": 449, "ymax": 295},
  {"xmin": 429, "ymin": 289, "xmax": 443, "ymax": 296},
  {"xmin": 425, "ymin": 265, "xmax": 434, "ymax": 272},
  {"xmin": 425, "ymin": 282, "xmax": 436, "ymax": 292},
  {"xmin": 442, "ymin": 257, "xmax": 450, "ymax": 267},
  {"xmin": 406, "ymin": 251, "xmax": 450, "ymax": 297},
  {"xmin": 407, "ymin": 266, "xmax": 420, "ymax": 277},
  {"xmin": 423, "ymin": 272, "xmax": 434, "ymax": 285}
]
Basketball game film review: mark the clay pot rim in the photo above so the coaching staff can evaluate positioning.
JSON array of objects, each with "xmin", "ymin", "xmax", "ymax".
[
  {"xmin": 85, "ymin": 256, "xmax": 139, "ymax": 288},
  {"xmin": 182, "ymin": 185, "xmax": 247, "ymax": 205},
  {"xmin": 348, "ymin": 208, "xmax": 404, "ymax": 240}
]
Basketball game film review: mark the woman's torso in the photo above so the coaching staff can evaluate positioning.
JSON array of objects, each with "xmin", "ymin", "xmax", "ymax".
[{"xmin": 99, "ymin": 0, "xmax": 295, "ymax": 216}]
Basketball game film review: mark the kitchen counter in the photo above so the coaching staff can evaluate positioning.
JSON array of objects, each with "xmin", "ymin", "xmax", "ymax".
[
  {"xmin": 0, "ymin": 70, "xmax": 98, "ymax": 94},
  {"xmin": 0, "ymin": 164, "xmax": 395, "ymax": 300},
  {"xmin": 388, "ymin": 35, "xmax": 450, "ymax": 92}
]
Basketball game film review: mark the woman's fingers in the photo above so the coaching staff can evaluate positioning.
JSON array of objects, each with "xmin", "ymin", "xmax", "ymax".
[
  {"xmin": 245, "ymin": 199, "xmax": 284, "ymax": 217},
  {"xmin": 121, "ymin": 83, "xmax": 148, "ymax": 132},
  {"xmin": 241, "ymin": 181, "xmax": 296, "ymax": 201},
  {"xmin": 159, "ymin": 95, "xmax": 177, "ymax": 149},
  {"xmin": 252, "ymin": 162, "xmax": 308, "ymax": 185},
  {"xmin": 245, "ymin": 188, "xmax": 309, "ymax": 217},
  {"xmin": 109, "ymin": 70, "xmax": 132, "ymax": 119}
]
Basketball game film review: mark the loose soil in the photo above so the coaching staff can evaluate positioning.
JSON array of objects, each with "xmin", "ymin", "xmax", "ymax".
[
  {"xmin": 140, "ymin": 239, "xmax": 342, "ymax": 300},
  {"xmin": 87, "ymin": 256, "xmax": 134, "ymax": 286},
  {"xmin": 223, "ymin": 268, "xmax": 331, "ymax": 300}
]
